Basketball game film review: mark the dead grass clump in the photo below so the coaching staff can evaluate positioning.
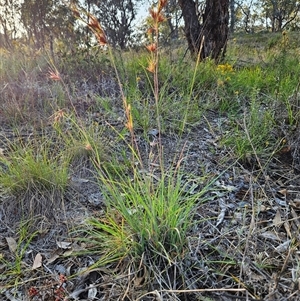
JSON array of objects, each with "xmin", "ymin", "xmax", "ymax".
[{"xmin": 1, "ymin": 189, "xmax": 65, "ymax": 232}]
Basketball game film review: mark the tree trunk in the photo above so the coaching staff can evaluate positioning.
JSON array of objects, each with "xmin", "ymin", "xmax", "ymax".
[
  {"xmin": 229, "ymin": 0, "xmax": 235, "ymax": 33},
  {"xmin": 178, "ymin": 0, "xmax": 202, "ymax": 58},
  {"xmin": 178, "ymin": 0, "xmax": 229, "ymax": 61}
]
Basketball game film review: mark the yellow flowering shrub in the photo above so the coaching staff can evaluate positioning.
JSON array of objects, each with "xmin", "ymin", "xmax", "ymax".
[{"xmin": 216, "ymin": 63, "xmax": 234, "ymax": 74}]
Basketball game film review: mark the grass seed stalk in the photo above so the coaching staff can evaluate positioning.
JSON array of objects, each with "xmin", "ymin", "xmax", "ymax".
[{"xmin": 69, "ymin": 0, "xmax": 200, "ymax": 272}]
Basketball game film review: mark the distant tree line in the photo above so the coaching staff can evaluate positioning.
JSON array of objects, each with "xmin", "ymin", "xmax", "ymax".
[
  {"xmin": 234, "ymin": 0, "xmax": 300, "ymax": 33},
  {"xmin": 0, "ymin": 0, "xmax": 299, "ymax": 59}
]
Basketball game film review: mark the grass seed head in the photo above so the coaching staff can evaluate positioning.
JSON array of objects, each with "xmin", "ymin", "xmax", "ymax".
[
  {"xmin": 52, "ymin": 109, "xmax": 65, "ymax": 124},
  {"xmin": 158, "ymin": 0, "xmax": 168, "ymax": 10},
  {"xmin": 88, "ymin": 14, "xmax": 101, "ymax": 30},
  {"xmin": 146, "ymin": 60, "xmax": 156, "ymax": 73},
  {"xmin": 87, "ymin": 15, "xmax": 108, "ymax": 46},
  {"xmin": 70, "ymin": 4, "xmax": 80, "ymax": 19},
  {"xmin": 48, "ymin": 69, "xmax": 61, "ymax": 81},
  {"xmin": 146, "ymin": 43, "xmax": 157, "ymax": 53},
  {"xmin": 125, "ymin": 104, "xmax": 133, "ymax": 131},
  {"xmin": 149, "ymin": 7, "xmax": 165, "ymax": 23},
  {"xmin": 85, "ymin": 143, "xmax": 93, "ymax": 151}
]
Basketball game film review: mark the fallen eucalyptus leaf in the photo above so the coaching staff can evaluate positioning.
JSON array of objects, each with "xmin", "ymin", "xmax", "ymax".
[
  {"xmin": 5, "ymin": 237, "xmax": 17, "ymax": 254},
  {"xmin": 32, "ymin": 253, "xmax": 43, "ymax": 270},
  {"xmin": 273, "ymin": 210, "xmax": 282, "ymax": 227},
  {"xmin": 56, "ymin": 241, "xmax": 72, "ymax": 249}
]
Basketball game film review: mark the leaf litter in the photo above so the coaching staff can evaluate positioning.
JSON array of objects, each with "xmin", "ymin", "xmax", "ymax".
[{"xmin": 1, "ymin": 99, "xmax": 300, "ymax": 300}]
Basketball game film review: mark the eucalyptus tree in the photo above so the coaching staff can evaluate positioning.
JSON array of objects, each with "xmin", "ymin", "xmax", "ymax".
[
  {"xmin": 164, "ymin": 0, "xmax": 181, "ymax": 41},
  {"xmin": 229, "ymin": 0, "xmax": 236, "ymax": 33},
  {"xmin": 85, "ymin": 0, "xmax": 142, "ymax": 49},
  {"xmin": 0, "ymin": 0, "xmax": 21, "ymax": 48},
  {"xmin": 235, "ymin": 0, "xmax": 261, "ymax": 33},
  {"xmin": 20, "ymin": 0, "xmax": 77, "ymax": 49},
  {"xmin": 262, "ymin": 0, "xmax": 300, "ymax": 31},
  {"xmin": 178, "ymin": 0, "xmax": 229, "ymax": 60}
]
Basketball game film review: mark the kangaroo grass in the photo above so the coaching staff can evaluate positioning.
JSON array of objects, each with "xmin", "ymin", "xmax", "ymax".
[
  {"xmin": 68, "ymin": 2, "xmax": 217, "ymax": 297},
  {"xmin": 85, "ymin": 167, "xmax": 202, "ymax": 264}
]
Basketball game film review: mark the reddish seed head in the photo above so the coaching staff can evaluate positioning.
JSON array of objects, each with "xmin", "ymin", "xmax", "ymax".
[
  {"xmin": 52, "ymin": 109, "xmax": 65, "ymax": 124},
  {"xmin": 87, "ymin": 14, "xmax": 107, "ymax": 46},
  {"xmin": 95, "ymin": 32, "xmax": 107, "ymax": 46},
  {"xmin": 85, "ymin": 143, "xmax": 93, "ymax": 151},
  {"xmin": 147, "ymin": 27, "xmax": 155, "ymax": 36},
  {"xmin": 48, "ymin": 69, "xmax": 61, "ymax": 81},
  {"xmin": 149, "ymin": 8, "xmax": 158, "ymax": 20},
  {"xmin": 70, "ymin": 4, "xmax": 81, "ymax": 19},
  {"xmin": 158, "ymin": 0, "xmax": 168, "ymax": 12},
  {"xmin": 157, "ymin": 13, "xmax": 165, "ymax": 23},
  {"xmin": 146, "ymin": 43, "xmax": 157, "ymax": 52},
  {"xmin": 88, "ymin": 15, "xmax": 101, "ymax": 31},
  {"xmin": 147, "ymin": 60, "xmax": 156, "ymax": 73},
  {"xmin": 72, "ymin": 9, "xmax": 80, "ymax": 19},
  {"xmin": 159, "ymin": 0, "xmax": 168, "ymax": 8},
  {"xmin": 59, "ymin": 274, "xmax": 67, "ymax": 283},
  {"xmin": 149, "ymin": 7, "xmax": 165, "ymax": 23}
]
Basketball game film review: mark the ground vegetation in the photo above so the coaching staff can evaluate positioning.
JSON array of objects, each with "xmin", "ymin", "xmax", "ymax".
[{"xmin": 1, "ymin": 1, "xmax": 300, "ymax": 301}]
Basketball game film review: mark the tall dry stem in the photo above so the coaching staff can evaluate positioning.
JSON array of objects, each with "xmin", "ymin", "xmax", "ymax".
[
  {"xmin": 70, "ymin": 3, "xmax": 142, "ymax": 166},
  {"xmin": 146, "ymin": 0, "xmax": 168, "ymax": 169}
]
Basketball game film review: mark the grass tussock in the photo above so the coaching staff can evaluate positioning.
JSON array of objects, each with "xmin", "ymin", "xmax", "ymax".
[
  {"xmin": 86, "ymin": 169, "xmax": 202, "ymax": 265},
  {"xmin": 0, "ymin": 136, "xmax": 69, "ymax": 225}
]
